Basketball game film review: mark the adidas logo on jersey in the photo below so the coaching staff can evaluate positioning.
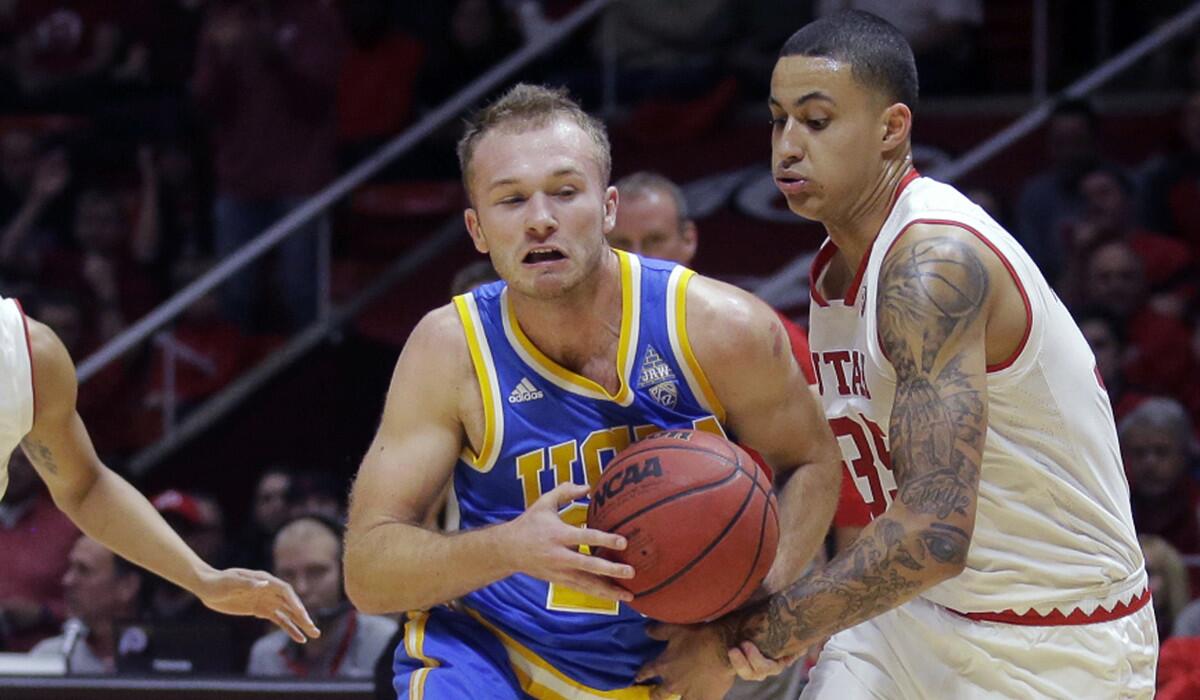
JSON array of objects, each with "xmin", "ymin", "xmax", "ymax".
[{"xmin": 508, "ymin": 377, "xmax": 544, "ymax": 403}]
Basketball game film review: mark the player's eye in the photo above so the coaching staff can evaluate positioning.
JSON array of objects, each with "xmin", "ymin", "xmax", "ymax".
[{"xmin": 807, "ymin": 118, "xmax": 830, "ymax": 130}]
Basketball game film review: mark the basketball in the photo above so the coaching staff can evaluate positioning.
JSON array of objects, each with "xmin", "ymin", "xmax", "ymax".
[{"xmin": 587, "ymin": 429, "xmax": 779, "ymax": 624}]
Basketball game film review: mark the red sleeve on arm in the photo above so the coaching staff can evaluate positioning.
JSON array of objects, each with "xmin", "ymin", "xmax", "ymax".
[
  {"xmin": 833, "ymin": 467, "xmax": 872, "ymax": 528},
  {"xmin": 776, "ymin": 312, "xmax": 817, "ymax": 386}
]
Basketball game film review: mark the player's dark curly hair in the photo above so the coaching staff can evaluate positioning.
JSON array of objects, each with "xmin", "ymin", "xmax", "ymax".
[{"xmin": 780, "ymin": 11, "xmax": 918, "ymax": 109}]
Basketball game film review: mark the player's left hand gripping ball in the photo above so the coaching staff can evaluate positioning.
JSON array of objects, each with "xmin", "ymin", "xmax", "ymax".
[{"xmin": 197, "ymin": 567, "xmax": 321, "ymax": 643}]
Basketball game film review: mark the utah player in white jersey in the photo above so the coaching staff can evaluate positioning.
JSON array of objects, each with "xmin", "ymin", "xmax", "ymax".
[
  {"xmin": 0, "ymin": 298, "xmax": 320, "ymax": 644},
  {"xmin": 647, "ymin": 11, "xmax": 1157, "ymax": 699}
]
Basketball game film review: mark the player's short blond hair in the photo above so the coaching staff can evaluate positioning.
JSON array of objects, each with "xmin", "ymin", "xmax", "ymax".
[{"xmin": 457, "ymin": 84, "xmax": 611, "ymax": 199}]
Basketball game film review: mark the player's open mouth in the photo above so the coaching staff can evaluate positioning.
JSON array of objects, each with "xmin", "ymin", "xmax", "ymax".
[{"xmin": 523, "ymin": 247, "xmax": 567, "ymax": 264}]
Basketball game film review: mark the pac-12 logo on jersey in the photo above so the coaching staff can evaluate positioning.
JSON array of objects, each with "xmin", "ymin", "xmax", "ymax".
[{"xmin": 638, "ymin": 346, "xmax": 679, "ymax": 408}]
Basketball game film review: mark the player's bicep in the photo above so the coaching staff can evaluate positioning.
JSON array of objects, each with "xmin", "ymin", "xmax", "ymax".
[
  {"xmin": 877, "ymin": 230, "xmax": 989, "ymax": 528},
  {"xmin": 348, "ymin": 311, "xmax": 467, "ymax": 532},
  {"xmin": 685, "ymin": 278, "xmax": 834, "ymax": 470}
]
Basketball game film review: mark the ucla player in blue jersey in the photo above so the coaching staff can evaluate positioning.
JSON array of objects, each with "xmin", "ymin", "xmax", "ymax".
[{"xmin": 343, "ymin": 84, "xmax": 842, "ymax": 700}]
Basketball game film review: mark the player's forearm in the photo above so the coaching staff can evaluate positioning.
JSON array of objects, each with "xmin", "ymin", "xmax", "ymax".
[
  {"xmin": 727, "ymin": 506, "xmax": 968, "ymax": 659},
  {"xmin": 54, "ymin": 466, "xmax": 213, "ymax": 593},
  {"xmin": 761, "ymin": 457, "xmax": 841, "ymax": 593},
  {"xmin": 344, "ymin": 520, "xmax": 518, "ymax": 614}
]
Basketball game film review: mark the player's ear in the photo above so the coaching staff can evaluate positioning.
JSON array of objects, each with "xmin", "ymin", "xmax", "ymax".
[
  {"xmin": 464, "ymin": 208, "xmax": 489, "ymax": 254},
  {"xmin": 881, "ymin": 102, "xmax": 912, "ymax": 153},
  {"xmin": 601, "ymin": 186, "xmax": 618, "ymax": 235}
]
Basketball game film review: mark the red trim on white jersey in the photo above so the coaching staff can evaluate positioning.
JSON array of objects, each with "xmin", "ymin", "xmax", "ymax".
[
  {"xmin": 949, "ymin": 588, "xmax": 1151, "ymax": 627},
  {"xmin": 810, "ymin": 169, "xmax": 922, "ymax": 308},
  {"xmin": 875, "ymin": 218, "xmax": 1034, "ymax": 374},
  {"xmin": 13, "ymin": 298, "xmax": 35, "ymax": 429}
]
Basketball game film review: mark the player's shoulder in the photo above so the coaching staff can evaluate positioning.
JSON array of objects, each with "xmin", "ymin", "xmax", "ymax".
[
  {"xmin": 684, "ymin": 274, "xmax": 785, "ymax": 361},
  {"xmin": 23, "ymin": 316, "xmax": 77, "ymax": 418},
  {"xmin": 397, "ymin": 302, "xmax": 473, "ymax": 378}
]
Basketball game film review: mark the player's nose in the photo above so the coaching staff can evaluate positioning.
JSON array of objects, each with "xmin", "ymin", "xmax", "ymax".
[
  {"xmin": 774, "ymin": 118, "xmax": 807, "ymax": 162},
  {"xmin": 525, "ymin": 192, "xmax": 557, "ymax": 238}
]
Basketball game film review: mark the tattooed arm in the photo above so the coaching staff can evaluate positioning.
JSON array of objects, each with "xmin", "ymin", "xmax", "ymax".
[
  {"xmin": 19, "ymin": 318, "xmax": 319, "ymax": 642},
  {"xmin": 726, "ymin": 228, "xmax": 992, "ymax": 659}
]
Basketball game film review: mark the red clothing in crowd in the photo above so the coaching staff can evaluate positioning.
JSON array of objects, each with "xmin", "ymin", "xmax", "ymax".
[
  {"xmin": 1124, "ymin": 308, "xmax": 1196, "ymax": 401},
  {"xmin": 192, "ymin": 0, "xmax": 343, "ymax": 199},
  {"xmin": 1158, "ymin": 637, "xmax": 1200, "ymax": 700},
  {"xmin": 0, "ymin": 494, "xmax": 78, "ymax": 651},
  {"xmin": 1128, "ymin": 229, "xmax": 1193, "ymax": 292}
]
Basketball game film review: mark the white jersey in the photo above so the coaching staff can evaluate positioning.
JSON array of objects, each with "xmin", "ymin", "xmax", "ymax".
[
  {"xmin": 0, "ymin": 297, "xmax": 35, "ymax": 501},
  {"xmin": 808, "ymin": 173, "xmax": 1146, "ymax": 618}
]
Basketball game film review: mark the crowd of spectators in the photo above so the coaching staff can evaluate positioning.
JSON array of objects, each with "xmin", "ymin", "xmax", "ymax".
[{"xmin": 1, "ymin": 1, "xmax": 1200, "ymax": 695}]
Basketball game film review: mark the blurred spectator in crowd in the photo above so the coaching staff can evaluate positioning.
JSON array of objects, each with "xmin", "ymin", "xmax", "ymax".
[
  {"xmin": 142, "ymin": 256, "xmax": 255, "ymax": 443},
  {"xmin": 1175, "ymin": 595, "xmax": 1200, "ymax": 638},
  {"xmin": 590, "ymin": 0, "xmax": 736, "ymax": 104},
  {"xmin": 25, "ymin": 288, "xmax": 89, "ymax": 358},
  {"xmin": 450, "ymin": 259, "xmax": 500, "ymax": 297},
  {"xmin": 1079, "ymin": 241, "xmax": 1195, "ymax": 401},
  {"xmin": 0, "ymin": 452, "xmax": 77, "ymax": 652},
  {"xmin": 1138, "ymin": 91, "xmax": 1200, "ymax": 260},
  {"xmin": 336, "ymin": 0, "xmax": 426, "ymax": 166},
  {"xmin": 1120, "ymin": 399, "xmax": 1200, "ymax": 566},
  {"xmin": 40, "ymin": 184, "xmax": 162, "ymax": 344},
  {"xmin": 286, "ymin": 470, "xmax": 345, "ymax": 522},
  {"xmin": 1016, "ymin": 99, "xmax": 1104, "ymax": 283},
  {"xmin": 30, "ymin": 535, "xmax": 143, "ymax": 674},
  {"xmin": 1060, "ymin": 165, "xmax": 1193, "ymax": 316},
  {"xmin": 232, "ymin": 467, "xmax": 293, "ymax": 571},
  {"xmin": 191, "ymin": 0, "xmax": 343, "ymax": 333},
  {"xmin": 0, "ymin": 129, "xmax": 70, "ymax": 279},
  {"xmin": 814, "ymin": 1, "xmax": 982, "ymax": 94},
  {"xmin": 416, "ymin": 0, "xmax": 521, "ymax": 109},
  {"xmin": 1141, "ymin": 534, "xmax": 1191, "ymax": 640},
  {"xmin": 8, "ymin": 3, "xmax": 124, "ymax": 109},
  {"xmin": 1076, "ymin": 306, "xmax": 1148, "ymax": 422},
  {"xmin": 248, "ymin": 515, "xmax": 396, "ymax": 678},
  {"xmin": 146, "ymin": 490, "xmax": 228, "ymax": 621}
]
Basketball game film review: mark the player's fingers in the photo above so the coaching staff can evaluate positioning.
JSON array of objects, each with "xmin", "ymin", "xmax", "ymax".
[
  {"xmin": 557, "ymin": 573, "xmax": 633, "ymax": 603},
  {"xmin": 572, "ymin": 526, "xmax": 627, "ymax": 551},
  {"xmin": 568, "ymin": 550, "xmax": 634, "ymax": 579},
  {"xmin": 541, "ymin": 482, "xmax": 590, "ymax": 508},
  {"xmin": 260, "ymin": 576, "xmax": 320, "ymax": 639},
  {"xmin": 727, "ymin": 646, "xmax": 756, "ymax": 680},
  {"xmin": 633, "ymin": 662, "xmax": 658, "ymax": 684},
  {"xmin": 273, "ymin": 608, "xmax": 307, "ymax": 644},
  {"xmin": 738, "ymin": 641, "xmax": 787, "ymax": 678}
]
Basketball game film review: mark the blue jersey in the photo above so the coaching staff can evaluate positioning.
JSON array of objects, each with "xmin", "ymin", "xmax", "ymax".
[{"xmin": 450, "ymin": 250, "xmax": 728, "ymax": 695}]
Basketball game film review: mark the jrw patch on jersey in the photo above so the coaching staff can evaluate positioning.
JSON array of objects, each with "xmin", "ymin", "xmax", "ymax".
[{"xmin": 638, "ymin": 346, "xmax": 678, "ymax": 408}]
